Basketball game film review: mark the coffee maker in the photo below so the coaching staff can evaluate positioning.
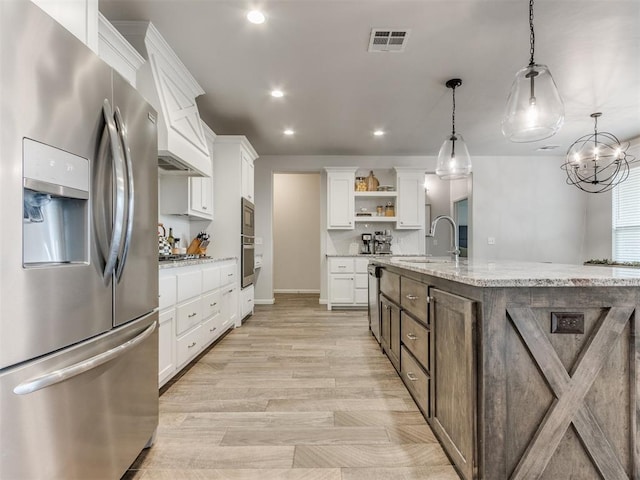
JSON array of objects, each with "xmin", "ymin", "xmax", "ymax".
[
  {"xmin": 361, "ymin": 233, "xmax": 373, "ymax": 254},
  {"xmin": 373, "ymin": 230, "xmax": 393, "ymax": 254}
]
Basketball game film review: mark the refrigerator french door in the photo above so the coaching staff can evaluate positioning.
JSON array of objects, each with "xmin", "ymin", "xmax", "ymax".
[{"xmin": 0, "ymin": 2, "xmax": 159, "ymax": 479}]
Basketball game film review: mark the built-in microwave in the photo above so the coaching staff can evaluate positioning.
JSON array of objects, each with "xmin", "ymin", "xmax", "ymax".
[{"xmin": 241, "ymin": 197, "xmax": 254, "ymax": 237}]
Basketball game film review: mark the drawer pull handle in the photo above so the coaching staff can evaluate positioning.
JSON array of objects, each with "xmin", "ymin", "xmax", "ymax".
[
  {"xmin": 406, "ymin": 294, "xmax": 418, "ymax": 301},
  {"xmin": 338, "ymin": 265, "xmax": 347, "ymax": 268},
  {"xmin": 187, "ymin": 341, "xmax": 197, "ymax": 348},
  {"xmin": 188, "ymin": 312, "xmax": 197, "ymax": 318},
  {"xmin": 228, "ymin": 273, "xmax": 233, "ymax": 277},
  {"xmin": 210, "ymin": 302, "xmax": 217, "ymax": 307},
  {"xmin": 228, "ymin": 289, "xmax": 233, "ymax": 293},
  {"xmin": 406, "ymin": 333, "xmax": 417, "ymax": 340},
  {"xmin": 210, "ymin": 327, "xmax": 217, "ymax": 332},
  {"xmin": 407, "ymin": 372, "xmax": 418, "ymax": 382},
  {"xmin": 202, "ymin": 206, "xmax": 208, "ymax": 210}
]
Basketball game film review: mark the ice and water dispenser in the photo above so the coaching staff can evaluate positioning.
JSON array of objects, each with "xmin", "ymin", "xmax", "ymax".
[{"xmin": 23, "ymin": 139, "xmax": 89, "ymax": 266}]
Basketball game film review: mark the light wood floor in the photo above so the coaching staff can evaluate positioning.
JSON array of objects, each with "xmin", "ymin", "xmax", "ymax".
[{"xmin": 123, "ymin": 293, "xmax": 459, "ymax": 480}]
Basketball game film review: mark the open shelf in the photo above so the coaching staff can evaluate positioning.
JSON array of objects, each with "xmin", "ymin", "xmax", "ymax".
[
  {"xmin": 354, "ymin": 216, "xmax": 397, "ymax": 222},
  {"xmin": 354, "ymin": 191, "xmax": 397, "ymax": 197}
]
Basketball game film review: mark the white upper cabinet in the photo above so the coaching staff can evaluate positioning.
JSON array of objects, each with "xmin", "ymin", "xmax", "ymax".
[
  {"xmin": 159, "ymin": 121, "xmax": 215, "ymax": 220},
  {"xmin": 113, "ymin": 21, "xmax": 211, "ymax": 177},
  {"xmin": 31, "ymin": 0, "xmax": 98, "ymax": 52},
  {"xmin": 241, "ymin": 150, "xmax": 255, "ymax": 202},
  {"xmin": 326, "ymin": 168, "xmax": 356, "ymax": 230},
  {"xmin": 97, "ymin": 14, "xmax": 144, "ymax": 87},
  {"xmin": 395, "ymin": 168, "xmax": 425, "ymax": 229}
]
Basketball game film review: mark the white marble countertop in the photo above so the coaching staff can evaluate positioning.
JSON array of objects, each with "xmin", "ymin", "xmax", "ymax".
[
  {"xmin": 158, "ymin": 256, "xmax": 236, "ymax": 270},
  {"xmin": 373, "ymin": 256, "xmax": 640, "ymax": 287}
]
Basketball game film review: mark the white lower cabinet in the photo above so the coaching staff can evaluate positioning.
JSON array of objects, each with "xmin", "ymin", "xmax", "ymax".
[
  {"xmin": 158, "ymin": 309, "xmax": 176, "ymax": 385},
  {"xmin": 240, "ymin": 285, "xmax": 254, "ymax": 320},
  {"xmin": 158, "ymin": 259, "xmax": 238, "ymax": 387},
  {"xmin": 327, "ymin": 257, "xmax": 369, "ymax": 309}
]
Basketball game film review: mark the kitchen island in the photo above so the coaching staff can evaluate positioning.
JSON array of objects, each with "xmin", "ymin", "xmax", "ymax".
[{"xmin": 372, "ymin": 257, "xmax": 640, "ymax": 480}]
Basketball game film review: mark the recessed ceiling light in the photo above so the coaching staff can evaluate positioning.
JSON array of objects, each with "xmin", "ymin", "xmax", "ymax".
[
  {"xmin": 271, "ymin": 89, "xmax": 284, "ymax": 98},
  {"xmin": 283, "ymin": 129, "xmax": 295, "ymax": 136},
  {"xmin": 247, "ymin": 10, "xmax": 266, "ymax": 24},
  {"xmin": 373, "ymin": 130, "xmax": 385, "ymax": 136}
]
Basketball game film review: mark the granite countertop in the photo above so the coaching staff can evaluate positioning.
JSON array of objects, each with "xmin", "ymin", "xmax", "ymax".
[
  {"xmin": 373, "ymin": 256, "xmax": 640, "ymax": 287},
  {"xmin": 158, "ymin": 256, "xmax": 237, "ymax": 270},
  {"xmin": 326, "ymin": 253, "xmax": 423, "ymax": 257}
]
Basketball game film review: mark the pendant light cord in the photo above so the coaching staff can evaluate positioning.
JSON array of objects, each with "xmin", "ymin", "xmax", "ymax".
[
  {"xmin": 529, "ymin": 0, "xmax": 535, "ymax": 66},
  {"xmin": 451, "ymin": 85, "xmax": 456, "ymax": 136}
]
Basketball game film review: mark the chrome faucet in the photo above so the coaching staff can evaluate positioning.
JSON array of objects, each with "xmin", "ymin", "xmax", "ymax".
[{"xmin": 426, "ymin": 215, "xmax": 460, "ymax": 263}]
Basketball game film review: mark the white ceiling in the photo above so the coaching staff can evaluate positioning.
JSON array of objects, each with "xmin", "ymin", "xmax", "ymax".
[{"xmin": 99, "ymin": 0, "xmax": 640, "ymax": 157}]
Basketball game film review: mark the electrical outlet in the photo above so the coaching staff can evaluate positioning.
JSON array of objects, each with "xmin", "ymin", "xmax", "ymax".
[
  {"xmin": 488, "ymin": 237, "xmax": 496, "ymax": 245},
  {"xmin": 551, "ymin": 312, "xmax": 584, "ymax": 334}
]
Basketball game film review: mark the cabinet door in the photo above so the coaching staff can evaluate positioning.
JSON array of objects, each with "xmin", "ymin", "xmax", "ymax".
[
  {"xmin": 380, "ymin": 294, "xmax": 399, "ymax": 371},
  {"xmin": 158, "ymin": 308, "xmax": 176, "ymax": 386},
  {"xmin": 430, "ymin": 288, "xmax": 475, "ymax": 480},
  {"xmin": 241, "ymin": 151, "xmax": 254, "ymax": 202},
  {"xmin": 396, "ymin": 172, "xmax": 424, "ymax": 229},
  {"xmin": 329, "ymin": 274, "xmax": 355, "ymax": 304},
  {"xmin": 388, "ymin": 300, "xmax": 401, "ymax": 372},
  {"xmin": 190, "ymin": 177, "xmax": 213, "ymax": 218},
  {"xmin": 327, "ymin": 172, "xmax": 354, "ymax": 229}
]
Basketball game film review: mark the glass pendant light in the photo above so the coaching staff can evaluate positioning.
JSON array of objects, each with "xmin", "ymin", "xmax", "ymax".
[
  {"xmin": 502, "ymin": 0, "xmax": 564, "ymax": 142},
  {"xmin": 436, "ymin": 79, "xmax": 472, "ymax": 180}
]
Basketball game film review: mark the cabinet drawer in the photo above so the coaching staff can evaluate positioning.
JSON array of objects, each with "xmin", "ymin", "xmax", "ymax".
[
  {"xmin": 401, "ymin": 312, "xmax": 430, "ymax": 372},
  {"xmin": 176, "ymin": 297, "xmax": 202, "ymax": 335},
  {"xmin": 202, "ymin": 266, "xmax": 221, "ymax": 293},
  {"xmin": 220, "ymin": 264, "xmax": 236, "ymax": 286},
  {"xmin": 380, "ymin": 269, "xmax": 400, "ymax": 304},
  {"xmin": 202, "ymin": 290, "xmax": 221, "ymax": 319},
  {"xmin": 401, "ymin": 276, "xmax": 429, "ymax": 325},
  {"xmin": 330, "ymin": 258, "xmax": 354, "ymax": 273},
  {"xmin": 200, "ymin": 316, "xmax": 221, "ymax": 347},
  {"xmin": 401, "ymin": 345, "xmax": 430, "ymax": 416},
  {"xmin": 158, "ymin": 275, "xmax": 176, "ymax": 310},
  {"xmin": 176, "ymin": 324, "xmax": 202, "ymax": 367},
  {"xmin": 177, "ymin": 269, "xmax": 202, "ymax": 303}
]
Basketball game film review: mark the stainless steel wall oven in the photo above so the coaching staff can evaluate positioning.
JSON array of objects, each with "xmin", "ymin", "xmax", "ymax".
[{"xmin": 241, "ymin": 198, "xmax": 255, "ymax": 288}]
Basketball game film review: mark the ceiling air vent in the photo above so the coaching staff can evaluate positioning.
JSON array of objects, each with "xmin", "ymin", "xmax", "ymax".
[{"xmin": 368, "ymin": 28, "xmax": 410, "ymax": 52}]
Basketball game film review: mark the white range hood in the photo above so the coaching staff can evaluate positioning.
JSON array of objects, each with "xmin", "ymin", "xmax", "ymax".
[{"xmin": 113, "ymin": 21, "xmax": 210, "ymax": 177}]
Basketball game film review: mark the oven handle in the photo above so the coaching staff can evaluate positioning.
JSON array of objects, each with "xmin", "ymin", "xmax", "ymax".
[{"xmin": 13, "ymin": 322, "xmax": 156, "ymax": 395}]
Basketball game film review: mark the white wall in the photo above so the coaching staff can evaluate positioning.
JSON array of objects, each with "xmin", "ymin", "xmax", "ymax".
[
  {"xmin": 471, "ymin": 156, "xmax": 587, "ymax": 263},
  {"xmin": 273, "ymin": 173, "xmax": 321, "ymax": 292},
  {"xmin": 424, "ymin": 174, "xmax": 452, "ymax": 256}
]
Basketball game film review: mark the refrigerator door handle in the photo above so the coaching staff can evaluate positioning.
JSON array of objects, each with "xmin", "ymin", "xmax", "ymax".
[
  {"xmin": 113, "ymin": 106, "xmax": 135, "ymax": 282},
  {"xmin": 13, "ymin": 322, "xmax": 157, "ymax": 395},
  {"xmin": 101, "ymin": 99, "xmax": 127, "ymax": 282}
]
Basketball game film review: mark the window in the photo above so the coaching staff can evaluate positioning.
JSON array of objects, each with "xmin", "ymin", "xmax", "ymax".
[{"xmin": 612, "ymin": 167, "xmax": 640, "ymax": 262}]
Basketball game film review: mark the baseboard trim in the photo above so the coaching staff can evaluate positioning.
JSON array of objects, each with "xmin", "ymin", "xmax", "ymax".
[
  {"xmin": 273, "ymin": 289, "xmax": 320, "ymax": 294},
  {"xmin": 254, "ymin": 298, "xmax": 275, "ymax": 305}
]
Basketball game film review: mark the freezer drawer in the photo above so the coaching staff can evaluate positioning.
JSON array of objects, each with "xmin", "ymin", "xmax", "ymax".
[{"xmin": 0, "ymin": 312, "xmax": 159, "ymax": 480}]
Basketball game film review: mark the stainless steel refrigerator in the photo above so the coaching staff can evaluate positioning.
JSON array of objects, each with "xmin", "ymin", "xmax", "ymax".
[{"xmin": 0, "ymin": 2, "xmax": 159, "ymax": 479}]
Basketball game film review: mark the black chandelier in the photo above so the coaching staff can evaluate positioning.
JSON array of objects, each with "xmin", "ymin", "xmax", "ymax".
[{"xmin": 561, "ymin": 113, "xmax": 636, "ymax": 193}]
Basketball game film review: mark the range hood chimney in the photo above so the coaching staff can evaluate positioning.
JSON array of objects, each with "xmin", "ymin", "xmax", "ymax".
[{"xmin": 112, "ymin": 21, "xmax": 210, "ymax": 177}]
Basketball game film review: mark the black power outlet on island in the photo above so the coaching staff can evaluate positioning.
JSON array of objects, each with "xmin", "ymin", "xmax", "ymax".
[{"xmin": 551, "ymin": 312, "xmax": 585, "ymax": 334}]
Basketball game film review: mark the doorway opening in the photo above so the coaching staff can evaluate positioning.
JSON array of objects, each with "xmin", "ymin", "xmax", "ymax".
[{"xmin": 273, "ymin": 173, "xmax": 321, "ymax": 294}]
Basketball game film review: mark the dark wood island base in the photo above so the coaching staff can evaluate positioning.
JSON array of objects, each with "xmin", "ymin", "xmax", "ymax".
[{"xmin": 373, "ymin": 258, "xmax": 640, "ymax": 480}]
